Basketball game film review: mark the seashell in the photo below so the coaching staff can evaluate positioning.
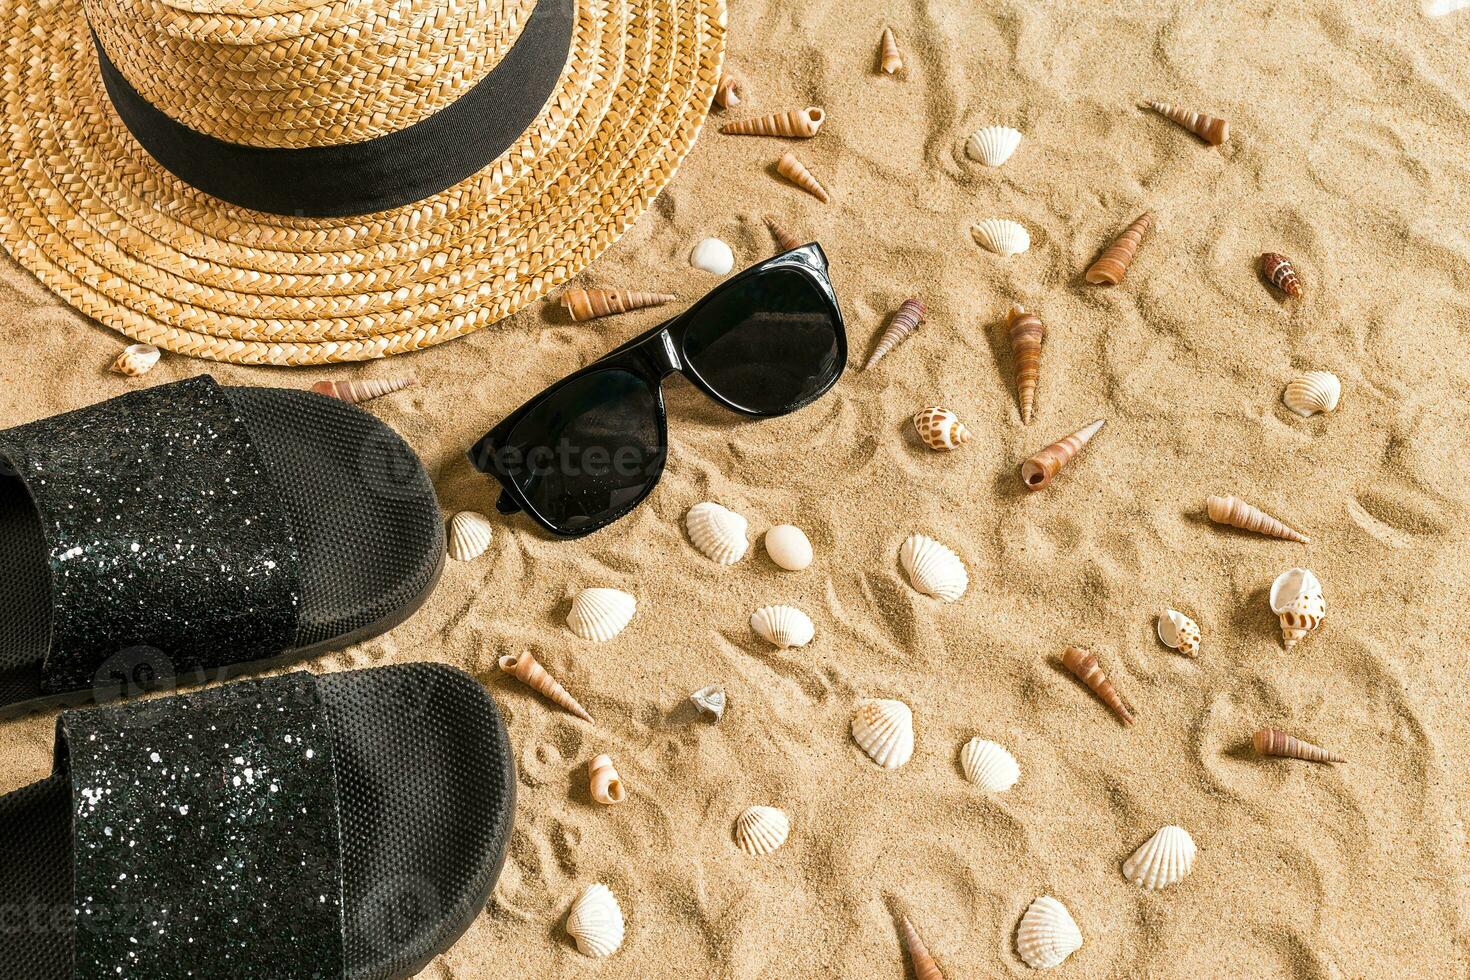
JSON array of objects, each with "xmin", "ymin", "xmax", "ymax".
[
  {"xmin": 721, "ymin": 107, "xmax": 825, "ymax": 138},
  {"xmin": 959, "ymin": 738, "xmax": 1020, "ymax": 792},
  {"xmin": 1424, "ymin": 0, "xmax": 1470, "ymax": 15},
  {"xmin": 733, "ymin": 805, "xmax": 790, "ymax": 855},
  {"xmin": 1283, "ymin": 371, "xmax": 1340, "ymax": 417},
  {"xmin": 1006, "ymin": 305, "xmax": 1046, "ymax": 424},
  {"xmin": 970, "ymin": 218, "xmax": 1030, "ymax": 257},
  {"xmin": 689, "ymin": 684, "xmax": 727, "ymax": 721},
  {"xmin": 685, "ymin": 501, "xmax": 750, "ymax": 565},
  {"xmin": 764, "ymin": 215, "xmax": 802, "ymax": 253},
  {"xmin": 965, "ymin": 125, "xmax": 1023, "ymax": 167},
  {"xmin": 111, "ymin": 343, "xmax": 160, "ymax": 377},
  {"xmin": 498, "ymin": 652, "xmax": 593, "ymax": 722},
  {"xmin": 900, "ymin": 533, "xmax": 968, "ymax": 602},
  {"xmin": 1253, "ymin": 726, "xmax": 1345, "ymax": 764},
  {"xmin": 1143, "ymin": 99, "xmax": 1229, "ymax": 145},
  {"xmin": 879, "ymin": 27, "xmax": 904, "ymax": 74},
  {"xmin": 851, "ymin": 698, "xmax": 915, "ymax": 770},
  {"xmin": 1123, "ymin": 825, "xmax": 1197, "ymax": 890},
  {"xmin": 310, "ymin": 377, "xmax": 415, "ymax": 404},
  {"xmin": 1269, "ymin": 567, "xmax": 1325, "ymax": 650},
  {"xmin": 1085, "ymin": 212, "xmax": 1153, "ymax": 285},
  {"xmin": 777, "ymin": 152, "xmax": 831, "ymax": 203},
  {"xmin": 750, "ymin": 604, "xmax": 815, "ymax": 648},
  {"xmin": 566, "ymin": 883, "xmax": 624, "ymax": 958},
  {"xmin": 568, "ymin": 587, "xmax": 637, "ymax": 642},
  {"xmin": 899, "ymin": 915, "xmax": 946, "ymax": 980},
  {"xmin": 714, "ymin": 73, "xmax": 744, "ymax": 109},
  {"xmin": 561, "ymin": 288, "xmax": 675, "ymax": 322},
  {"xmin": 1061, "ymin": 646, "xmax": 1134, "ymax": 726},
  {"xmin": 1156, "ymin": 609, "xmax": 1201, "ymax": 657},
  {"xmin": 764, "ymin": 524, "xmax": 813, "ymax": 571},
  {"xmin": 690, "ymin": 237, "xmax": 735, "ymax": 276},
  {"xmin": 1260, "ymin": 252, "xmax": 1303, "ymax": 298},
  {"xmin": 588, "ymin": 754, "xmax": 626, "ymax": 805},
  {"xmin": 1205, "ymin": 494, "xmax": 1310, "ymax": 544},
  {"xmin": 1016, "ymin": 895, "xmax": 1082, "ymax": 969},
  {"xmin": 865, "ymin": 299, "xmax": 926, "ymax": 370},
  {"xmin": 913, "ymin": 407, "xmax": 972, "ymax": 452},
  {"xmin": 446, "ymin": 510, "xmax": 493, "ymax": 561},
  {"xmin": 1020, "ymin": 419, "xmax": 1104, "ymax": 491}
]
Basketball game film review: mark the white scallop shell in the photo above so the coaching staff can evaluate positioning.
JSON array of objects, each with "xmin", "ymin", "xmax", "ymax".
[
  {"xmin": 1423, "ymin": 0, "xmax": 1470, "ymax": 17},
  {"xmin": 1282, "ymin": 371, "xmax": 1341, "ymax": 417},
  {"xmin": 685, "ymin": 501, "xmax": 749, "ymax": 565},
  {"xmin": 566, "ymin": 883, "xmax": 625, "ymax": 958},
  {"xmin": 851, "ymin": 699, "xmax": 914, "ymax": 770},
  {"xmin": 764, "ymin": 524, "xmax": 813, "ymax": 571},
  {"xmin": 965, "ymin": 125, "xmax": 1023, "ymax": 167},
  {"xmin": 111, "ymin": 343, "xmax": 160, "ymax": 377},
  {"xmin": 690, "ymin": 237, "xmax": 735, "ymax": 276},
  {"xmin": 446, "ymin": 510, "xmax": 493, "ymax": 561},
  {"xmin": 959, "ymin": 738, "xmax": 1020, "ymax": 792},
  {"xmin": 750, "ymin": 604, "xmax": 815, "ymax": 648},
  {"xmin": 970, "ymin": 218, "xmax": 1030, "ymax": 257},
  {"xmin": 1269, "ymin": 567, "xmax": 1324, "ymax": 614},
  {"xmin": 689, "ymin": 684, "xmax": 727, "ymax": 721},
  {"xmin": 1015, "ymin": 895, "xmax": 1082, "ymax": 969},
  {"xmin": 1122, "ymin": 825, "xmax": 1197, "ymax": 890},
  {"xmin": 733, "ymin": 806, "xmax": 789, "ymax": 856},
  {"xmin": 899, "ymin": 534, "xmax": 968, "ymax": 602},
  {"xmin": 1156, "ymin": 608, "xmax": 1201, "ymax": 657},
  {"xmin": 568, "ymin": 588, "xmax": 637, "ymax": 642}
]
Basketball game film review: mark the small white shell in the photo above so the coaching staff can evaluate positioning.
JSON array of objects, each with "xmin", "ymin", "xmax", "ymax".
[
  {"xmin": 959, "ymin": 738, "xmax": 1020, "ymax": 792},
  {"xmin": 111, "ymin": 343, "xmax": 160, "ymax": 377},
  {"xmin": 568, "ymin": 588, "xmax": 637, "ymax": 642},
  {"xmin": 1122, "ymin": 825, "xmax": 1197, "ymax": 890},
  {"xmin": 1269, "ymin": 567, "xmax": 1323, "ymax": 613},
  {"xmin": 733, "ymin": 806, "xmax": 790, "ymax": 855},
  {"xmin": 1269, "ymin": 567, "xmax": 1326, "ymax": 650},
  {"xmin": 689, "ymin": 684, "xmax": 727, "ymax": 721},
  {"xmin": 1282, "ymin": 371, "xmax": 1341, "ymax": 417},
  {"xmin": 690, "ymin": 237, "xmax": 735, "ymax": 276},
  {"xmin": 750, "ymin": 604, "xmax": 815, "ymax": 648},
  {"xmin": 446, "ymin": 510, "xmax": 493, "ymax": 561},
  {"xmin": 566, "ymin": 883, "xmax": 625, "ymax": 958},
  {"xmin": 851, "ymin": 699, "xmax": 914, "ymax": 770},
  {"xmin": 899, "ymin": 534, "xmax": 968, "ymax": 602},
  {"xmin": 685, "ymin": 501, "xmax": 749, "ymax": 565},
  {"xmin": 1423, "ymin": 0, "xmax": 1470, "ymax": 17},
  {"xmin": 764, "ymin": 524, "xmax": 813, "ymax": 571},
  {"xmin": 965, "ymin": 125, "xmax": 1023, "ymax": 167},
  {"xmin": 1015, "ymin": 895, "xmax": 1082, "ymax": 969},
  {"xmin": 970, "ymin": 218, "xmax": 1030, "ymax": 257},
  {"xmin": 1156, "ymin": 608, "xmax": 1201, "ymax": 657}
]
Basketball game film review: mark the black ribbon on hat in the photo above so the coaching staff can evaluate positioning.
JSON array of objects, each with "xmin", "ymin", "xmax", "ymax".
[{"xmin": 91, "ymin": 0, "xmax": 574, "ymax": 218}]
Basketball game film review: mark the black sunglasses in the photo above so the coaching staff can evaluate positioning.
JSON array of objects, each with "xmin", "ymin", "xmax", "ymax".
[{"xmin": 468, "ymin": 243, "xmax": 846, "ymax": 537}]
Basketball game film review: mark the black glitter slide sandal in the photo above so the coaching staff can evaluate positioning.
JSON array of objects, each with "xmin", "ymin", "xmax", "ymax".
[
  {"xmin": 0, "ymin": 375, "xmax": 445, "ymax": 719},
  {"xmin": 0, "ymin": 663, "xmax": 515, "ymax": 979}
]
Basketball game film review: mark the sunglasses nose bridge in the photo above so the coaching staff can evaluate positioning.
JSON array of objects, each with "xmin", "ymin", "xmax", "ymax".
[{"xmin": 646, "ymin": 330, "xmax": 682, "ymax": 377}]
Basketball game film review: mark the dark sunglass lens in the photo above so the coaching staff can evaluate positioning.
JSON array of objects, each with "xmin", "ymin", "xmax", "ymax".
[
  {"xmin": 681, "ymin": 268, "xmax": 840, "ymax": 414},
  {"xmin": 500, "ymin": 369, "xmax": 662, "ymax": 533}
]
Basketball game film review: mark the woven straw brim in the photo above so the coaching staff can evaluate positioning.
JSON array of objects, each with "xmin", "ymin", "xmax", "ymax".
[{"xmin": 0, "ymin": 0, "xmax": 725, "ymax": 364}]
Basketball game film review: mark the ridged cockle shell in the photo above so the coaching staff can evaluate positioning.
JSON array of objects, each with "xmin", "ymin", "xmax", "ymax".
[
  {"xmin": 1015, "ymin": 896, "xmax": 1082, "ymax": 969},
  {"xmin": 851, "ymin": 698, "xmax": 915, "ymax": 769},
  {"xmin": 1122, "ymin": 825, "xmax": 1197, "ymax": 890},
  {"xmin": 899, "ymin": 534, "xmax": 967, "ymax": 602},
  {"xmin": 566, "ymin": 883, "xmax": 624, "ymax": 958},
  {"xmin": 685, "ymin": 501, "xmax": 750, "ymax": 565},
  {"xmin": 568, "ymin": 588, "xmax": 637, "ymax": 642}
]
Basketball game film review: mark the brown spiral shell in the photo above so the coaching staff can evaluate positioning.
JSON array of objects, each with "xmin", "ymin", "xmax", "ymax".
[
  {"xmin": 721, "ymin": 107, "xmax": 826, "ymax": 138},
  {"xmin": 714, "ymin": 73, "xmax": 744, "ymax": 110},
  {"xmin": 310, "ymin": 376, "xmax": 415, "ymax": 404},
  {"xmin": 866, "ymin": 299, "xmax": 926, "ymax": 369},
  {"xmin": 1019, "ymin": 419, "xmax": 1104, "ymax": 491},
  {"xmin": 561, "ymin": 288, "xmax": 676, "ymax": 322},
  {"xmin": 777, "ymin": 153, "xmax": 831, "ymax": 203},
  {"xmin": 1085, "ymin": 212, "xmax": 1153, "ymax": 285},
  {"xmin": 1260, "ymin": 253, "xmax": 1303, "ymax": 298},
  {"xmin": 498, "ymin": 653, "xmax": 593, "ymax": 722},
  {"xmin": 879, "ymin": 27, "xmax": 904, "ymax": 74},
  {"xmin": 1144, "ymin": 100, "xmax": 1230, "ymax": 145},
  {"xmin": 764, "ymin": 216, "xmax": 802, "ymax": 253},
  {"xmin": 1062, "ymin": 646, "xmax": 1135, "ymax": 726},
  {"xmin": 1205, "ymin": 495, "xmax": 1309, "ymax": 544},
  {"xmin": 1006, "ymin": 305, "xmax": 1046, "ymax": 423},
  {"xmin": 899, "ymin": 915, "xmax": 945, "ymax": 980},
  {"xmin": 1253, "ymin": 727, "xmax": 1345, "ymax": 764}
]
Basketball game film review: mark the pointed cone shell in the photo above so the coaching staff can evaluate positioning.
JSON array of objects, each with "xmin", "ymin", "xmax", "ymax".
[
  {"xmin": 568, "ymin": 588, "xmax": 637, "ymax": 642},
  {"xmin": 1283, "ymin": 371, "xmax": 1341, "ymax": 417},
  {"xmin": 714, "ymin": 73, "xmax": 744, "ymax": 109},
  {"xmin": 1062, "ymin": 646, "xmax": 1135, "ymax": 725},
  {"xmin": 1157, "ymin": 609, "xmax": 1201, "ymax": 657},
  {"xmin": 722, "ymin": 107, "xmax": 825, "ymax": 138},
  {"xmin": 865, "ymin": 299, "xmax": 926, "ymax": 369},
  {"xmin": 966, "ymin": 125, "xmax": 1023, "ymax": 167},
  {"xmin": 1016, "ymin": 896, "xmax": 1083, "ymax": 969},
  {"xmin": 498, "ymin": 653, "xmax": 593, "ymax": 722},
  {"xmin": 1269, "ymin": 568, "xmax": 1325, "ymax": 650},
  {"xmin": 1020, "ymin": 419, "xmax": 1104, "ymax": 491},
  {"xmin": 960, "ymin": 738, "xmax": 1020, "ymax": 792},
  {"xmin": 851, "ymin": 698, "xmax": 915, "ymax": 769},
  {"xmin": 777, "ymin": 152, "xmax": 831, "ymax": 203},
  {"xmin": 1123, "ymin": 825, "xmax": 1197, "ymax": 889},
  {"xmin": 1261, "ymin": 252, "xmax": 1303, "ymax": 297},
  {"xmin": 899, "ymin": 915, "xmax": 945, "ymax": 980},
  {"xmin": 689, "ymin": 684, "xmax": 727, "ymax": 721},
  {"xmin": 733, "ymin": 806, "xmax": 789, "ymax": 855},
  {"xmin": 971, "ymin": 218, "xmax": 1030, "ymax": 257},
  {"xmin": 913, "ymin": 407, "xmax": 972, "ymax": 452},
  {"xmin": 589, "ymin": 754, "xmax": 626, "ymax": 805},
  {"xmin": 1006, "ymin": 305, "xmax": 1046, "ymax": 423},
  {"xmin": 879, "ymin": 27, "xmax": 904, "ymax": 74},
  {"xmin": 1144, "ymin": 100, "xmax": 1230, "ymax": 145},
  {"xmin": 900, "ymin": 534, "xmax": 968, "ymax": 602},
  {"xmin": 561, "ymin": 288, "xmax": 676, "ymax": 322},
  {"xmin": 446, "ymin": 510, "xmax": 493, "ymax": 561},
  {"xmin": 311, "ymin": 376, "xmax": 415, "ymax": 404},
  {"xmin": 566, "ymin": 883, "xmax": 624, "ymax": 958},
  {"xmin": 1085, "ymin": 212, "xmax": 1153, "ymax": 285},
  {"xmin": 750, "ymin": 604, "xmax": 815, "ymax": 648},
  {"xmin": 1205, "ymin": 495, "xmax": 1310, "ymax": 543},
  {"xmin": 1253, "ymin": 726, "xmax": 1345, "ymax": 764},
  {"xmin": 764, "ymin": 215, "xmax": 802, "ymax": 253},
  {"xmin": 111, "ymin": 343, "xmax": 160, "ymax": 377},
  {"xmin": 685, "ymin": 501, "xmax": 750, "ymax": 565}
]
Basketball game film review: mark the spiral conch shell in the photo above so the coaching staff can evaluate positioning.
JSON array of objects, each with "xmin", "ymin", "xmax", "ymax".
[
  {"xmin": 777, "ymin": 152, "xmax": 831, "ymax": 203},
  {"xmin": 1143, "ymin": 99, "xmax": 1229, "ymax": 145},
  {"xmin": 111, "ymin": 343, "xmax": 160, "ymax": 377},
  {"xmin": 446, "ymin": 510, "xmax": 493, "ymax": 561},
  {"xmin": 960, "ymin": 738, "xmax": 1020, "ymax": 792},
  {"xmin": 1123, "ymin": 825, "xmax": 1197, "ymax": 890},
  {"xmin": 965, "ymin": 125, "xmax": 1022, "ymax": 167},
  {"xmin": 568, "ymin": 588, "xmax": 637, "ymax": 642},
  {"xmin": 1253, "ymin": 726, "xmax": 1345, "ymax": 764},
  {"xmin": 498, "ymin": 653, "xmax": 593, "ymax": 722},
  {"xmin": 750, "ymin": 604, "xmax": 815, "ymax": 649},
  {"xmin": 714, "ymin": 73, "xmax": 744, "ymax": 109},
  {"xmin": 879, "ymin": 27, "xmax": 904, "ymax": 74},
  {"xmin": 721, "ymin": 107, "xmax": 825, "ymax": 138},
  {"xmin": 1085, "ymin": 212, "xmax": 1152, "ymax": 285},
  {"xmin": 1260, "ymin": 252, "xmax": 1303, "ymax": 298},
  {"xmin": 566, "ymin": 883, "xmax": 624, "ymax": 958},
  {"xmin": 311, "ymin": 376, "xmax": 415, "ymax": 403},
  {"xmin": 1283, "ymin": 371, "xmax": 1340, "ymax": 417},
  {"xmin": 685, "ymin": 501, "xmax": 750, "ymax": 565},
  {"xmin": 561, "ymin": 288, "xmax": 675, "ymax": 322},
  {"xmin": 865, "ymin": 299, "xmax": 926, "ymax": 369},
  {"xmin": 1007, "ymin": 305, "xmax": 1045, "ymax": 424},
  {"xmin": 764, "ymin": 215, "xmax": 802, "ymax": 253},
  {"xmin": 1156, "ymin": 609, "xmax": 1201, "ymax": 657},
  {"xmin": 1061, "ymin": 646, "xmax": 1134, "ymax": 726},
  {"xmin": 899, "ymin": 915, "xmax": 946, "ymax": 980},
  {"xmin": 733, "ymin": 806, "xmax": 789, "ymax": 855},
  {"xmin": 1269, "ymin": 568, "xmax": 1325, "ymax": 650},
  {"xmin": 1205, "ymin": 494, "xmax": 1309, "ymax": 544},
  {"xmin": 899, "ymin": 534, "xmax": 968, "ymax": 602},
  {"xmin": 1015, "ymin": 895, "xmax": 1082, "ymax": 969},
  {"xmin": 913, "ymin": 407, "xmax": 972, "ymax": 452},
  {"xmin": 1020, "ymin": 420, "xmax": 1104, "ymax": 491},
  {"xmin": 971, "ymin": 218, "xmax": 1030, "ymax": 257},
  {"xmin": 589, "ymin": 754, "xmax": 626, "ymax": 805},
  {"xmin": 851, "ymin": 699, "xmax": 915, "ymax": 769}
]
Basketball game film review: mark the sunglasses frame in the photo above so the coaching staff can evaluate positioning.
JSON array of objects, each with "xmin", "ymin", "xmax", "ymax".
[{"xmin": 469, "ymin": 243, "xmax": 845, "ymax": 537}]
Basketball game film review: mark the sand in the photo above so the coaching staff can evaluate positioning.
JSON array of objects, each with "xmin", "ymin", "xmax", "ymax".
[{"xmin": 3, "ymin": 0, "xmax": 1470, "ymax": 976}]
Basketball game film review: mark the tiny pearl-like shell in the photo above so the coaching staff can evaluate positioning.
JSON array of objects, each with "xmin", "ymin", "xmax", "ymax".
[
  {"xmin": 446, "ymin": 511, "xmax": 493, "ymax": 561},
  {"xmin": 690, "ymin": 237, "xmax": 735, "ymax": 276},
  {"xmin": 566, "ymin": 883, "xmax": 624, "ymax": 958},
  {"xmin": 689, "ymin": 684, "xmax": 727, "ymax": 721},
  {"xmin": 764, "ymin": 524, "xmax": 813, "ymax": 570},
  {"xmin": 733, "ymin": 806, "xmax": 790, "ymax": 855}
]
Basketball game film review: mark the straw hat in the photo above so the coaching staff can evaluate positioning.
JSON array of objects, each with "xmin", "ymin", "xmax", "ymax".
[{"xmin": 0, "ymin": 0, "xmax": 725, "ymax": 364}]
